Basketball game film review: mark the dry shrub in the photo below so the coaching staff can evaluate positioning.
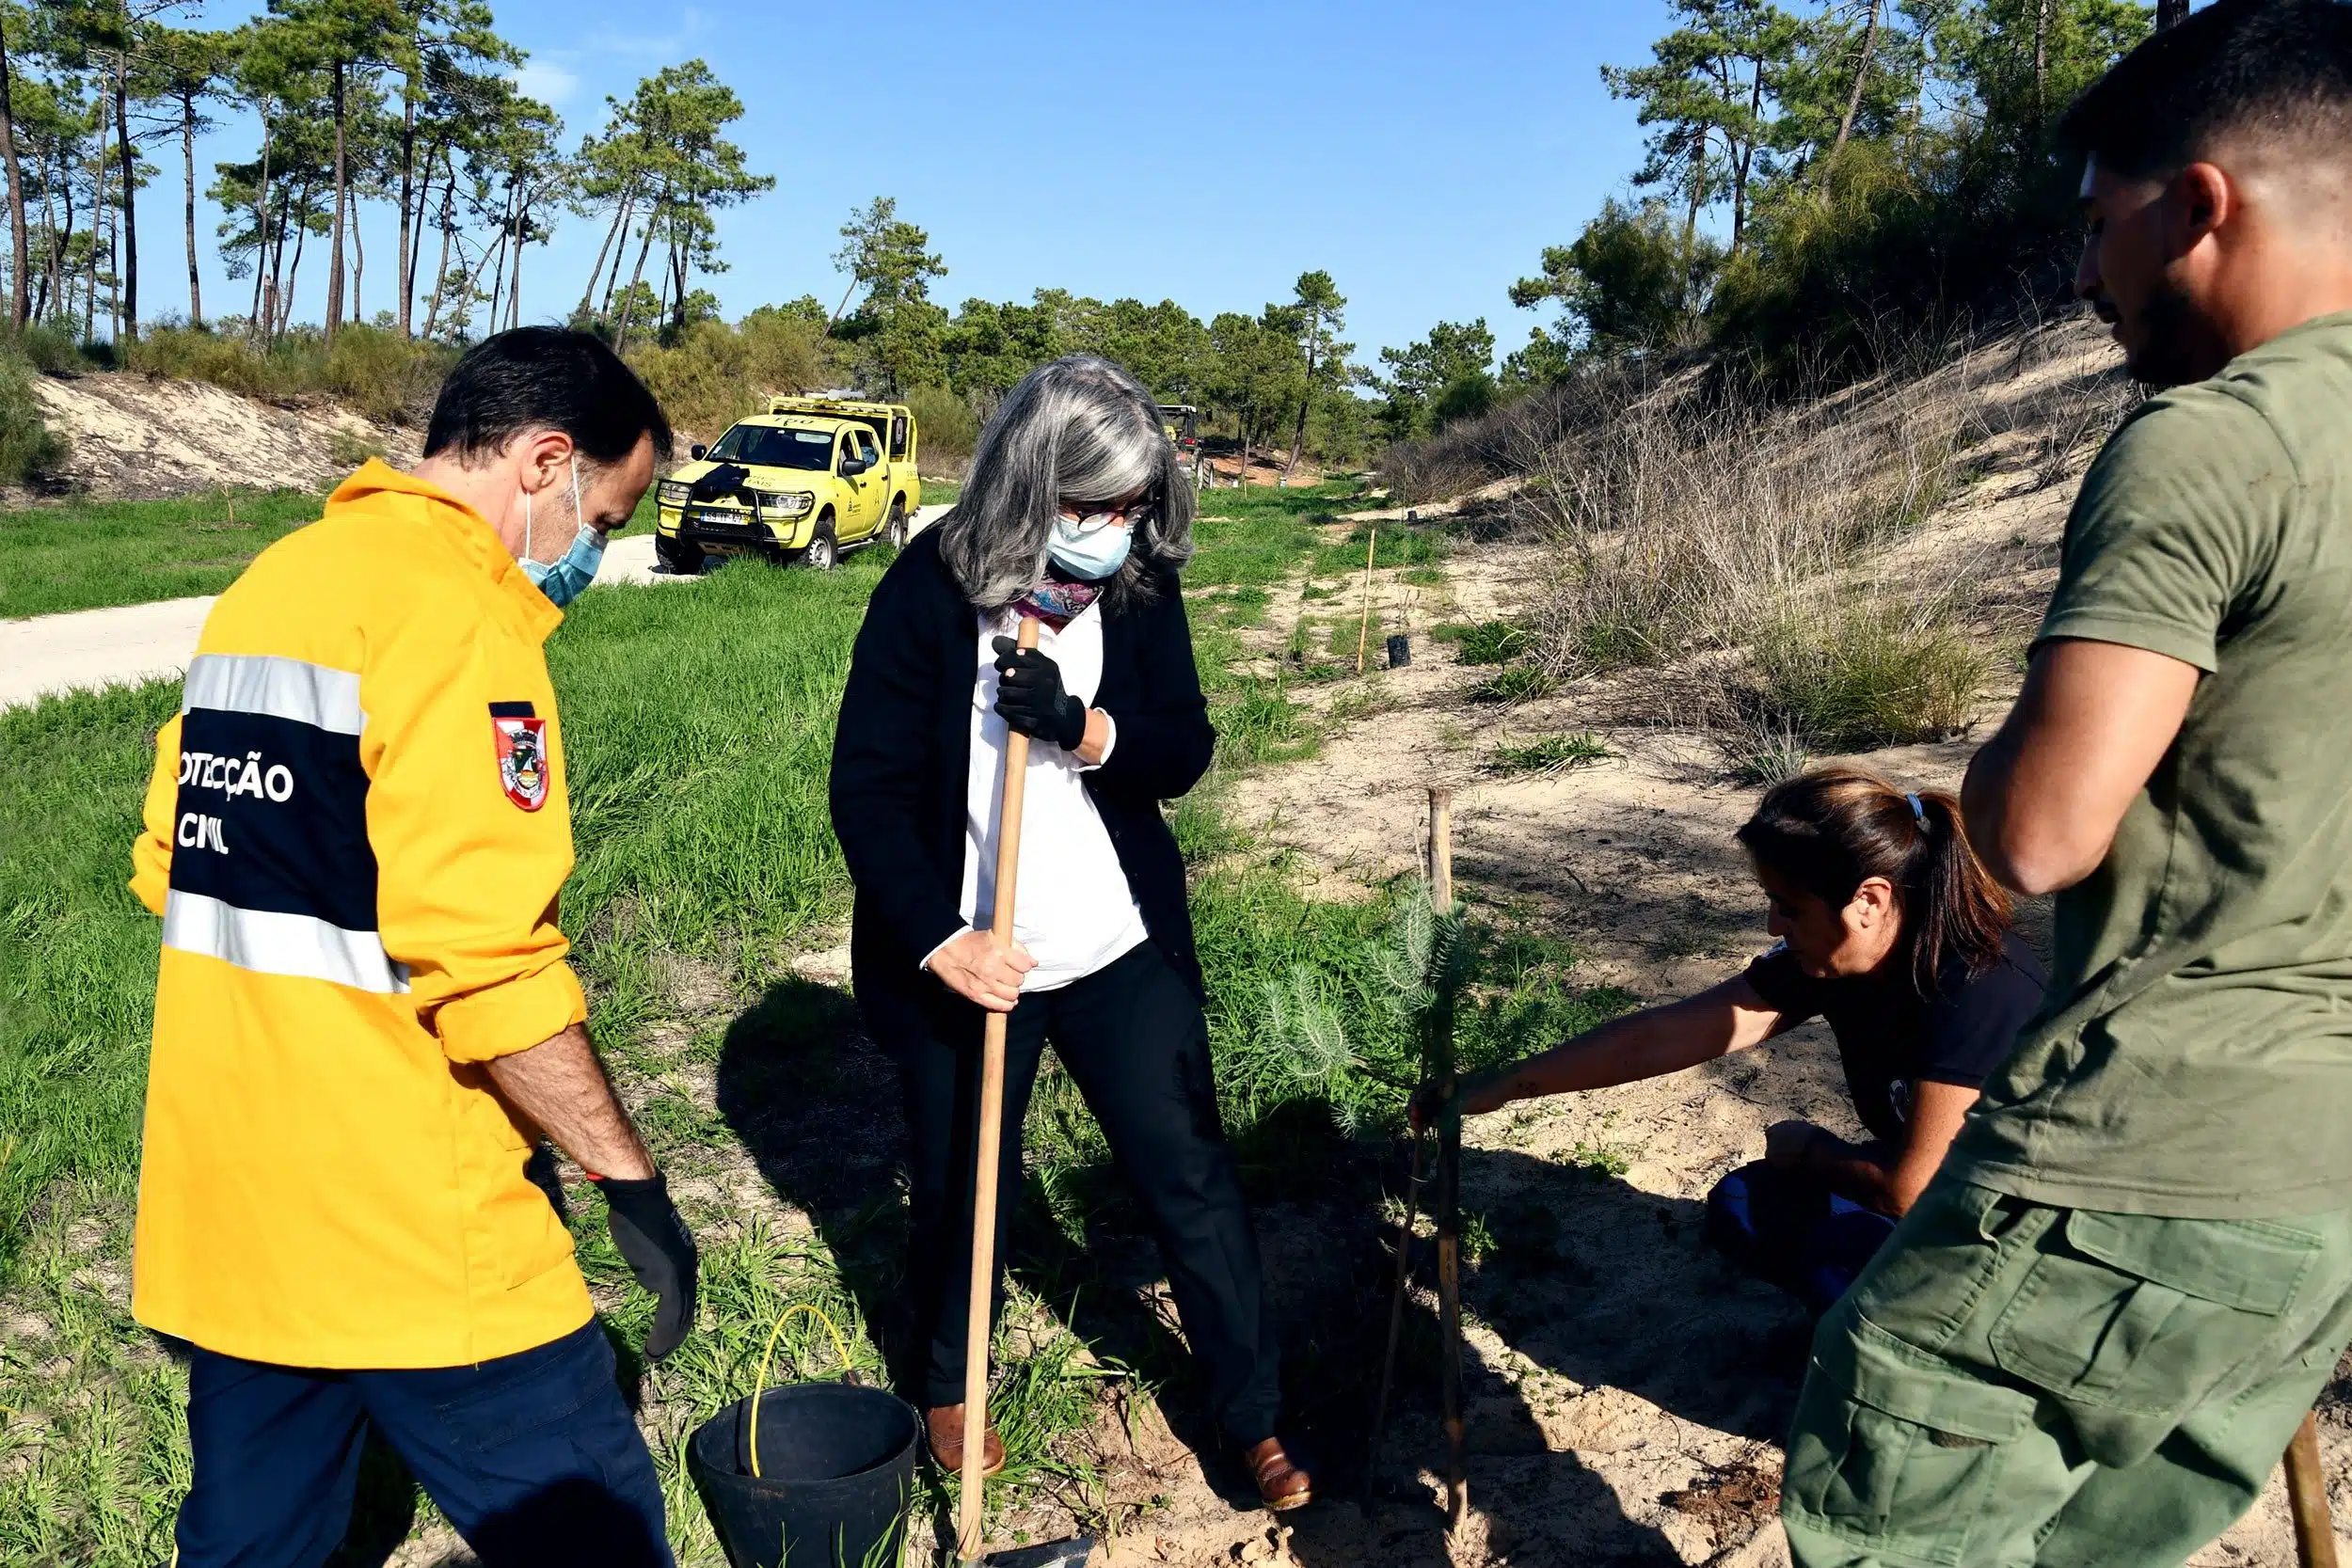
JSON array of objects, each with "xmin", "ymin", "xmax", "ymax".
[
  {"xmin": 1744, "ymin": 594, "xmax": 1988, "ymax": 749},
  {"xmin": 1376, "ymin": 361, "xmax": 1665, "ymax": 505},
  {"xmin": 1524, "ymin": 372, "xmax": 1963, "ymax": 673},
  {"xmin": 1513, "ymin": 346, "xmax": 1994, "ymax": 762}
]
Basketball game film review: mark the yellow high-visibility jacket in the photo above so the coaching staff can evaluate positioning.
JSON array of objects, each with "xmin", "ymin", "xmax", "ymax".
[{"xmin": 130, "ymin": 461, "xmax": 595, "ymax": 1369}]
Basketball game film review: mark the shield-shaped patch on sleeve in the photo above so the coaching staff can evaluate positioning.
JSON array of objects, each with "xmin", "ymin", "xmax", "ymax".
[{"xmin": 489, "ymin": 702, "xmax": 548, "ymax": 812}]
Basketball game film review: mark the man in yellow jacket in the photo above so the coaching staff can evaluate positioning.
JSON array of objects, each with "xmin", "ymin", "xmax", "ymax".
[{"xmin": 130, "ymin": 328, "xmax": 695, "ymax": 1568}]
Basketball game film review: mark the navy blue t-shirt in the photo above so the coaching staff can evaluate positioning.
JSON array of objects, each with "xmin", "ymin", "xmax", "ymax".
[{"xmin": 1742, "ymin": 931, "xmax": 2047, "ymax": 1147}]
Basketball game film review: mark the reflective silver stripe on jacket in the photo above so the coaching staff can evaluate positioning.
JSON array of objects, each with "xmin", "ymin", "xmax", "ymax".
[
  {"xmin": 162, "ymin": 890, "xmax": 412, "ymax": 994},
  {"xmin": 183, "ymin": 653, "xmax": 366, "ymax": 736}
]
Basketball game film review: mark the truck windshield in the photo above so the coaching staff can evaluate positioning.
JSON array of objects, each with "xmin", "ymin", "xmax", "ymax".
[{"xmin": 708, "ymin": 424, "xmax": 834, "ymax": 470}]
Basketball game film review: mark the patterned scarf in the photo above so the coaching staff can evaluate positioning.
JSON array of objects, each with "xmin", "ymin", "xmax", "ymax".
[{"xmin": 1011, "ymin": 576, "xmax": 1102, "ymax": 631}]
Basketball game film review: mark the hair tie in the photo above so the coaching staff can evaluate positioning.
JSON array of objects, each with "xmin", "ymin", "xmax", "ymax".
[{"xmin": 1905, "ymin": 792, "xmax": 1929, "ymax": 833}]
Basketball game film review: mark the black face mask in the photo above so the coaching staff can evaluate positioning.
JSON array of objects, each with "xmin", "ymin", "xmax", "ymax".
[{"xmin": 689, "ymin": 462, "xmax": 751, "ymax": 501}]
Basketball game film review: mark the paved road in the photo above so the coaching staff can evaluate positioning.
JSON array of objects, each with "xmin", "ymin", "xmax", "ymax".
[{"xmin": 0, "ymin": 503, "xmax": 952, "ymax": 712}]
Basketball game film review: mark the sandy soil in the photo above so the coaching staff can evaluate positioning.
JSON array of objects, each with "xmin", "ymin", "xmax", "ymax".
[{"xmin": 25, "ymin": 370, "xmax": 421, "ymax": 499}]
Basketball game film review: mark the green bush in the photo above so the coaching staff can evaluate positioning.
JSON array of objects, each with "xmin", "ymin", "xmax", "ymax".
[
  {"xmin": 628, "ymin": 311, "xmax": 834, "ymax": 440},
  {"xmin": 0, "ymin": 337, "xmax": 64, "ymax": 483},
  {"xmin": 18, "ymin": 322, "xmax": 90, "ymax": 375},
  {"xmin": 901, "ymin": 384, "xmax": 977, "ymax": 465},
  {"xmin": 124, "ymin": 324, "xmax": 451, "ymax": 424},
  {"xmin": 325, "ymin": 323, "xmax": 452, "ymax": 423},
  {"xmin": 1434, "ymin": 619, "xmax": 1531, "ymax": 665},
  {"xmin": 1470, "ymin": 665, "xmax": 1559, "ymax": 704},
  {"xmin": 124, "ymin": 323, "xmax": 295, "ymax": 400},
  {"xmin": 1748, "ymin": 596, "xmax": 1988, "ymax": 750},
  {"xmin": 1488, "ymin": 732, "xmax": 1611, "ymax": 775}
]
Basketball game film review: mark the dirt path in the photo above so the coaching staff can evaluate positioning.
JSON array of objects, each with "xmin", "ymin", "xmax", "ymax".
[{"xmin": 0, "ymin": 505, "xmax": 952, "ymax": 711}]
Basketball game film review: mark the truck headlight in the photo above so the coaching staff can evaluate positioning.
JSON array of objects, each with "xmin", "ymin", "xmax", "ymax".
[
  {"xmin": 756, "ymin": 490, "xmax": 815, "ymax": 518},
  {"xmin": 658, "ymin": 480, "xmax": 691, "ymax": 506}
]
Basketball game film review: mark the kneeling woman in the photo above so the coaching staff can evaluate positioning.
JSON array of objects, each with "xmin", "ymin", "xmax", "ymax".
[
  {"xmin": 1451, "ymin": 765, "xmax": 2045, "ymax": 1310},
  {"xmin": 829, "ymin": 356, "xmax": 1308, "ymax": 1509}
]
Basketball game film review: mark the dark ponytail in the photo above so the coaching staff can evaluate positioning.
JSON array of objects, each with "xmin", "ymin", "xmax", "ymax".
[{"xmin": 1734, "ymin": 762, "xmax": 2011, "ymax": 996}]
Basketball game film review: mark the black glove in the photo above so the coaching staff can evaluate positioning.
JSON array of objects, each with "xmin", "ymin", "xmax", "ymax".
[
  {"xmin": 592, "ymin": 1171, "xmax": 698, "ymax": 1361},
  {"xmin": 992, "ymin": 636, "xmax": 1089, "ymax": 751}
]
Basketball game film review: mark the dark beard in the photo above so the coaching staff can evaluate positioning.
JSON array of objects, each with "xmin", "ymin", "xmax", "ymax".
[{"xmin": 2126, "ymin": 280, "xmax": 2214, "ymax": 388}]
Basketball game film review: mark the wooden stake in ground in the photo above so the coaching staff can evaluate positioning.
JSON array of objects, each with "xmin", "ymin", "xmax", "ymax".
[
  {"xmin": 1360, "ymin": 1122, "xmax": 1427, "ymax": 1516},
  {"xmin": 958, "ymin": 616, "xmax": 1040, "ymax": 1565},
  {"xmin": 1426, "ymin": 786, "xmax": 1468, "ymax": 1532},
  {"xmin": 1355, "ymin": 529, "xmax": 1378, "ymax": 675},
  {"xmin": 2286, "ymin": 1410, "xmax": 2338, "ymax": 1568}
]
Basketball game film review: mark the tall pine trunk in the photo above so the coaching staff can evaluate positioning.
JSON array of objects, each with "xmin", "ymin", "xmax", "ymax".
[
  {"xmin": 508, "ymin": 188, "xmax": 526, "ymax": 331},
  {"xmin": 406, "ymin": 137, "xmax": 439, "ymax": 336},
  {"xmin": 1832, "ymin": 0, "xmax": 1881, "ymax": 155},
  {"xmin": 114, "ymin": 53, "xmax": 136, "ymax": 339},
  {"xmin": 579, "ymin": 188, "xmax": 628, "ymax": 319},
  {"xmin": 248, "ymin": 117, "xmax": 275, "ymax": 341},
  {"xmin": 1682, "ymin": 129, "xmax": 1706, "ymax": 254},
  {"xmin": 396, "ymin": 81, "xmax": 418, "ymax": 338},
  {"xmin": 422, "ymin": 150, "xmax": 454, "ymax": 341},
  {"xmin": 600, "ymin": 192, "xmax": 635, "ymax": 313},
  {"xmin": 324, "ymin": 60, "xmax": 347, "ymax": 343},
  {"xmin": 1732, "ymin": 59, "xmax": 1764, "ymax": 253},
  {"xmin": 2032, "ymin": 0, "xmax": 2051, "ymax": 135},
  {"xmin": 612, "ymin": 186, "xmax": 663, "ymax": 355},
  {"xmin": 485, "ymin": 184, "xmax": 510, "ymax": 335},
  {"xmin": 182, "ymin": 92, "xmax": 202, "ymax": 326},
  {"xmin": 352, "ymin": 214, "xmax": 364, "ymax": 324},
  {"xmin": 278, "ymin": 181, "xmax": 314, "ymax": 339},
  {"xmin": 0, "ymin": 18, "xmax": 26, "ymax": 328},
  {"xmin": 1283, "ymin": 325, "xmax": 1319, "ymax": 483}
]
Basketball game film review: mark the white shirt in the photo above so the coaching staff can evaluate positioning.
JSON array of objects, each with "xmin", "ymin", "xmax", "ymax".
[{"xmin": 928, "ymin": 602, "xmax": 1150, "ymax": 992}]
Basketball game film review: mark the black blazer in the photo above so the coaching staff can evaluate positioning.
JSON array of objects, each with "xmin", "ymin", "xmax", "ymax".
[{"xmin": 828, "ymin": 530, "xmax": 1216, "ymax": 1043}]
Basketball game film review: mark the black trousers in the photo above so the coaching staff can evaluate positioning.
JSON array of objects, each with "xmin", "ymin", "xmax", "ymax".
[{"xmin": 883, "ymin": 941, "xmax": 1281, "ymax": 1447}]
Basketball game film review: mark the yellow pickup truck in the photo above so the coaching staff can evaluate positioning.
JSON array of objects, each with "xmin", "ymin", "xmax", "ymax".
[{"xmin": 652, "ymin": 396, "xmax": 921, "ymax": 573}]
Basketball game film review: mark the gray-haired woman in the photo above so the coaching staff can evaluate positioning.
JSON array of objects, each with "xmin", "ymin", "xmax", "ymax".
[{"xmin": 828, "ymin": 356, "xmax": 1310, "ymax": 1511}]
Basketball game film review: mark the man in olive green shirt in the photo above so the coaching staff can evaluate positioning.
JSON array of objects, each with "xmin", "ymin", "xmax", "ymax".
[{"xmin": 1781, "ymin": 4, "xmax": 2352, "ymax": 1565}]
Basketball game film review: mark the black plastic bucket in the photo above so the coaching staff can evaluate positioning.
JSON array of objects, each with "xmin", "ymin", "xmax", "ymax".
[
  {"xmin": 1386, "ymin": 634, "xmax": 1412, "ymax": 668},
  {"xmin": 688, "ymin": 1383, "xmax": 919, "ymax": 1568}
]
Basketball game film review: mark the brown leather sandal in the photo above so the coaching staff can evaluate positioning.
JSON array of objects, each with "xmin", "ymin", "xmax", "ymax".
[
  {"xmin": 1247, "ymin": 1436, "xmax": 1312, "ymax": 1512},
  {"xmin": 925, "ymin": 1403, "xmax": 1005, "ymax": 1479}
]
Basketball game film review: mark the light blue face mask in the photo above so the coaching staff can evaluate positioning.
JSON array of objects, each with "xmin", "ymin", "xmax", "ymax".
[
  {"xmin": 518, "ymin": 455, "xmax": 605, "ymax": 609},
  {"xmin": 1046, "ymin": 513, "xmax": 1133, "ymax": 581}
]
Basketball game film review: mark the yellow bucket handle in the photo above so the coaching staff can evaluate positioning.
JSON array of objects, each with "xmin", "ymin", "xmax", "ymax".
[{"xmin": 747, "ymin": 1303, "xmax": 857, "ymax": 1480}]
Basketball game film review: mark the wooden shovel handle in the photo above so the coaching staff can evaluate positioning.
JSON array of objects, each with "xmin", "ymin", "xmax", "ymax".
[
  {"xmin": 2288, "ymin": 1410, "xmax": 2337, "ymax": 1568},
  {"xmin": 957, "ymin": 615, "xmax": 1040, "ymax": 1563}
]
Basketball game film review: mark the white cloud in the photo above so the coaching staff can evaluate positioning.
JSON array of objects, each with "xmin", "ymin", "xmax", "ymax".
[{"xmin": 511, "ymin": 62, "xmax": 580, "ymax": 108}]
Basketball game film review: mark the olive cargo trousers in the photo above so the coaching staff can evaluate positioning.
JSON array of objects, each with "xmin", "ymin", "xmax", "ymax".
[{"xmin": 1781, "ymin": 1177, "xmax": 2352, "ymax": 1568}]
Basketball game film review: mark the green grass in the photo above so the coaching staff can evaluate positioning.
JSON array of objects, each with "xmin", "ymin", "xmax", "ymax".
[
  {"xmin": 1470, "ymin": 665, "xmax": 1560, "ymax": 704},
  {"xmin": 1487, "ymin": 733, "xmax": 1612, "ymax": 775},
  {"xmin": 1308, "ymin": 519, "xmax": 1447, "ymax": 580},
  {"xmin": 1435, "ymin": 619, "xmax": 1533, "ymax": 666},
  {"xmin": 0, "ymin": 490, "xmax": 330, "ymax": 618},
  {"xmin": 0, "ymin": 480, "xmax": 1625, "ymax": 1562}
]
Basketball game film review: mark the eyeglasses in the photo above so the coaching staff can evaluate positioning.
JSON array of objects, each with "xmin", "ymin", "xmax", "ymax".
[{"xmin": 1058, "ymin": 499, "xmax": 1154, "ymax": 531}]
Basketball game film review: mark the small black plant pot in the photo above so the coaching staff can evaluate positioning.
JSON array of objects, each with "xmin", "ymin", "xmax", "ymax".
[{"xmin": 1387, "ymin": 634, "xmax": 1412, "ymax": 668}]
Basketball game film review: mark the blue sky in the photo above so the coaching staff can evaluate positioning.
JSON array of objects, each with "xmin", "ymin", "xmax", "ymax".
[{"xmin": 166, "ymin": 0, "xmax": 1675, "ymax": 368}]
